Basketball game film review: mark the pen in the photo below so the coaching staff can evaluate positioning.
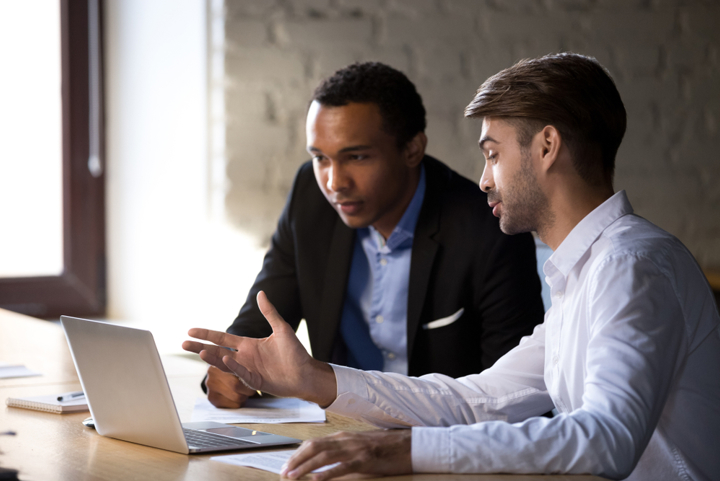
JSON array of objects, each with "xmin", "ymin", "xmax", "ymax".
[
  {"xmin": 57, "ymin": 391, "xmax": 85, "ymax": 402},
  {"xmin": 220, "ymin": 346, "xmax": 257, "ymax": 395}
]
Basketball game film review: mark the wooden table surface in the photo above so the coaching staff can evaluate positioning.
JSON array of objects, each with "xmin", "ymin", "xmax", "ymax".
[{"xmin": 0, "ymin": 308, "xmax": 602, "ymax": 481}]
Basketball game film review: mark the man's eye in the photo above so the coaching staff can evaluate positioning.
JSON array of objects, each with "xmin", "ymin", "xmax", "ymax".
[
  {"xmin": 348, "ymin": 154, "xmax": 367, "ymax": 161},
  {"xmin": 488, "ymin": 153, "xmax": 498, "ymax": 164},
  {"xmin": 312, "ymin": 155, "xmax": 326, "ymax": 162}
]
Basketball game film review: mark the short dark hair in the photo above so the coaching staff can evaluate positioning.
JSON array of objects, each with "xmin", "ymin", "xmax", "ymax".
[
  {"xmin": 312, "ymin": 62, "xmax": 426, "ymax": 148},
  {"xmin": 465, "ymin": 53, "xmax": 626, "ymax": 186}
]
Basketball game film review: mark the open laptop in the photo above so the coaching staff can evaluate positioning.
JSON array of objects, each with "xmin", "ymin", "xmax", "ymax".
[{"xmin": 60, "ymin": 315, "xmax": 301, "ymax": 454}]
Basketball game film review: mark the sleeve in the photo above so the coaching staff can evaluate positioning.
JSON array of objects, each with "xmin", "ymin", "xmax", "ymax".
[
  {"xmin": 475, "ymin": 231, "xmax": 546, "ymax": 369},
  {"xmin": 326, "ymin": 321, "xmax": 551, "ymax": 428},
  {"xmin": 412, "ymin": 255, "xmax": 688, "ymax": 478},
  {"xmin": 226, "ymin": 168, "xmax": 305, "ymax": 338}
]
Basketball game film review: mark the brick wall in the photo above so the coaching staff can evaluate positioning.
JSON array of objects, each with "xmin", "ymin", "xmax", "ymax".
[{"xmin": 223, "ymin": 0, "xmax": 720, "ymax": 268}]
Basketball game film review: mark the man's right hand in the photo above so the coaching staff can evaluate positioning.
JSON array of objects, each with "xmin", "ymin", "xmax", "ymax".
[
  {"xmin": 205, "ymin": 365, "xmax": 255, "ymax": 408},
  {"xmin": 183, "ymin": 291, "xmax": 337, "ymax": 408}
]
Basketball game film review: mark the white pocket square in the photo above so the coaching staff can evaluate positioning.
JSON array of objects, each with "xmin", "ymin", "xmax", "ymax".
[{"xmin": 422, "ymin": 307, "xmax": 465, "ymax": 330}]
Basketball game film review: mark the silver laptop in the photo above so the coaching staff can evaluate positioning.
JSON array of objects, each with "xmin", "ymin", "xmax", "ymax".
[{"xmin": 60, "ymin": 315, "xmax": 301, "ymax": 454}]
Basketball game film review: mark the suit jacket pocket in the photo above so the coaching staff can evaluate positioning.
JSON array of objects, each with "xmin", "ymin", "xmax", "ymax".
[{"xmin": 422, "ymin": 307, "xmax": 464, "ymax": 330}]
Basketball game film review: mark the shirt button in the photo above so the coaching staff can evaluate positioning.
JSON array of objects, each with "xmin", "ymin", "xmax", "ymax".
[
  {"xmin": 376, "ymin": 315, "xmax": 384, "ymax": 324},
  {"xmin": 552, "ymin": 355, "xmax": 559, "ymax": 365},
  {"xmin": 387, "ymin": 352, "xmax": 396, "ymax": 359},
  {"xmin": 554, "ymin": 291, "xmax": 564, "ymax": 298},
  {"xmin": 380, "ymin": 258, "xmax": 387, "ymax": 266}
]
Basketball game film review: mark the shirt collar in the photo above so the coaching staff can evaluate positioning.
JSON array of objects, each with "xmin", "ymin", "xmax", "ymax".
[
  {"xmin": 368, "ymin": 164, "xmax": 426, "ymax": 252},
  {"xmin": 546, "ymin": 190, "xmax": 634, "ymax": 278}
]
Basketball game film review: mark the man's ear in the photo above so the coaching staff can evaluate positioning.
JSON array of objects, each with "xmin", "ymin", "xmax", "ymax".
[
  {"xmin": 403, "ymin": 132, "xmax": 427, "ymax": 167},
  {"xmin": 538, "ymin": 125, "xmax": 562, "ymax": 173}
]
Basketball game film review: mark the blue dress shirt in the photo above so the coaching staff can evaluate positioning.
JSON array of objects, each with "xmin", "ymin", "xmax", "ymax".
[{"xmin": 339, "ymin": 166, "xmax": 426, "ymax": 374}]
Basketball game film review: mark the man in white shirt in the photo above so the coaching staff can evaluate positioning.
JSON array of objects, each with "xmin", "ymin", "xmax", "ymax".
[{"xmin": 183, "ymin": 53, "xmax": 720, "ymax": 480}]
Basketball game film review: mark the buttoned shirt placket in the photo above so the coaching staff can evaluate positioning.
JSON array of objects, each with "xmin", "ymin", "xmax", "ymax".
[{"xmin": 543, "ymin": 261, "xmax": 568, "ymax": 414}]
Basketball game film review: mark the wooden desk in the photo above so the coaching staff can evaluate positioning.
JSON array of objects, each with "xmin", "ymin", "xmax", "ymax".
[{"xmin": 0, "ymin": 308, "xmax": 601, "ymax": 480}]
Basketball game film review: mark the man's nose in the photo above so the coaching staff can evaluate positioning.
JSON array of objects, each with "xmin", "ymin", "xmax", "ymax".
[
  {"xmin": 327, "ymin": 162, "xmax": 348, "ymax": 192},
  {"xmin": 479, "ymin": 163, "xmax": 493, "ymax": 193}
]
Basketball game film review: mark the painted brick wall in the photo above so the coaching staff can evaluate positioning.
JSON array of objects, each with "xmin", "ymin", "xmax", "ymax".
[{"xmin": 223, "ymin": 0, "xmax": 720, "ymax": 268}]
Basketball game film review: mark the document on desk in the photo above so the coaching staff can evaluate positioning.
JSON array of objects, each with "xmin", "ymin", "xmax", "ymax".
[
  {"xmin": 191, "ymin": 396, "xmax": 326, "ymax": 424},
  {"xmin": 212, "ymin": 449, "xmax": 338, "ymax": 474},
  {"xmin": 0, "ymin": 362, "xmax": 41, "ymax": 379}
]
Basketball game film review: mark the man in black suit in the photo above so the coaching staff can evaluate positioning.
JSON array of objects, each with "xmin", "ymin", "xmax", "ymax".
[{"xmin": 204, "ymin": 62, "xmax": 544, "ymax": 408}]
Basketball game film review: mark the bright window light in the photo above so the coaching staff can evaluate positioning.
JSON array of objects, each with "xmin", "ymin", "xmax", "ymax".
[{"xmin": 0, "ymin": 0, "xmax": 63, "ymax": 277}]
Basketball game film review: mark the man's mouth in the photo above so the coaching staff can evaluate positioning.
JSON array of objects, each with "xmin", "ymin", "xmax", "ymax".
[
  {"xmin": 488, "ymin": 201, "xmax": 501, "ymax": 218},
  {"xmin": 335, "ymin": 200, "xmax": 363, "ymax": 215}
]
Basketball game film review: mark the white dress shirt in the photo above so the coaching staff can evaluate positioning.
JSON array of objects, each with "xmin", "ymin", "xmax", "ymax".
[{"xmin": 326, "ymin": 191, "xmax": 720, "ymax": 480}]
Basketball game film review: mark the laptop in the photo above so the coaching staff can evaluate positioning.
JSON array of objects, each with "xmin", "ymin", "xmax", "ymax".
[{"xmin": 60, "ymin": 315, "xmax": 301, "ymax": 454}]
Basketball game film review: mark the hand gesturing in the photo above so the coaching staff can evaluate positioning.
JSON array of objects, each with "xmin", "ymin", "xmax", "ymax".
[{"xmin": 182, "ymin": 291, "xmax": 336, "ymax": 407}]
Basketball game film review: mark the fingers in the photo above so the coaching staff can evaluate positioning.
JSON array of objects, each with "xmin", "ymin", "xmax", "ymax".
[
  {"xmin": 223, "ymin": 355, "xmax": 262, "ymax": 393},
  {"xmin": 280, "ymin": 434, "xmax": 350, "ymax": 479},
  {"xmin": 186, "ymin": 328, "xmax": 240, "ymax": 349},
  {"xmin": 182, "ymin": 339, "xmax": 234, "ymax": 359},
  {"xmin": 281, "ymin": 430, "xmax": 412, "ymax": 480},
  {"xmin": 182, "ymin": 341, "xmax": 235, "ymax": 373},
  {"xmin": 182, "ymin": 340, "xmax": 213, "ymax": 355},
  {"xmin": 183, "ymin": 335, "xmax": 247, "ymax": 373},
  {"xmin": 257, "ymin": 291, "xmax": 290, "ymax": 335},
  {"xmin": 280, "ymin": 432, "xmax": 365, "ymax": 480},
  {"xmin": 185, "ymin": 292, "xmax": 285, "ymax": 356}
]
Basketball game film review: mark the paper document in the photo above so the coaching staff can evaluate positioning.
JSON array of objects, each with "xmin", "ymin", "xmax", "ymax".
[
  {"xmin": 212, "ymin": 449, "xmax": 338, "ymax": 474},
  {"xmin": 191, "ymin": 396, "xmax": 326, "ymax": 424},
  {"xmin": 0, "ymin": 362, "xmax": 41, "ymax": 379}
]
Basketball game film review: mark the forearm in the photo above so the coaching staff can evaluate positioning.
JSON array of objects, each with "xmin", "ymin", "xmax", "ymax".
[
  {"xmin": 410, "ymin": 410, "xmax": 636, "ymax": 476},
  {"xmin": 326, "ymin": 336, "xmax": 552, "ymax": 429}
]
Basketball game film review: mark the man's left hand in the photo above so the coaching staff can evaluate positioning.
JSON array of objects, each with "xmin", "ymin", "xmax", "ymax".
[{"xmin": 281, "ymin": 429, "xmax": 412, "ymax": 480}]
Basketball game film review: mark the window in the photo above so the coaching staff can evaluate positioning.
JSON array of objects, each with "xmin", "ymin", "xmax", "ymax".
[{"xmin": 0, "ymin": 0, "xmax": 105, "ymax": 319}]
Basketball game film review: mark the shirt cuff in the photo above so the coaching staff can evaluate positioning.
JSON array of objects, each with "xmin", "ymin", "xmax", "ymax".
[
  {"xmin": 412, "ymin": 426, "xmax": 451, "ymax": 473},
  {"xmin": 325, "ymin": 364, "xmax": 369, "ymax": 414}
]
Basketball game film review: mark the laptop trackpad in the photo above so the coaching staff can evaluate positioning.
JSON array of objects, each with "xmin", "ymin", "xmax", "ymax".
[
  {"xmin": 182, "ymin": 421, "xmax": 271, "ymax": 439},
  {"xmin": 206, "ymin": 426, "xmax": 270, "ymax": 438}
]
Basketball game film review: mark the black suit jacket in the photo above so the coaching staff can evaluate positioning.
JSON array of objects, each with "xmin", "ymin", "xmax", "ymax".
[{"xmin": 228, "ymin": 155, "xmax": 544, "ymax": 378}]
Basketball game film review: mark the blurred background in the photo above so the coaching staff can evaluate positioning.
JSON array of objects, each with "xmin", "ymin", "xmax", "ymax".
[{"xmin": 1, "ymin": 0, "xmax": 718, "ymax": 353}]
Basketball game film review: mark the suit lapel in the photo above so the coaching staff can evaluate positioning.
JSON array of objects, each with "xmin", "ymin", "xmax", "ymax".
[
  {"xmin": 406, "ymin": 157, "xmax": 444, "ymax": 363},
  {"xmin": 314, "ymin": 218, "xmax": 355, "ymax": 361}
]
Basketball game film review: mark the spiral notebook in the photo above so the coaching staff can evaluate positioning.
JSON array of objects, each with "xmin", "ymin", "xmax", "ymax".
[{"xmin": 5, "ymin": 392, "xmax": 89, "ymax": 414}]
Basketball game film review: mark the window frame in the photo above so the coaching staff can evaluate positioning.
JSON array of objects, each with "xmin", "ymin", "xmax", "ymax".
[{"xmin": 0, "ymin": 0, "xmax": 106, "ymax": 319}]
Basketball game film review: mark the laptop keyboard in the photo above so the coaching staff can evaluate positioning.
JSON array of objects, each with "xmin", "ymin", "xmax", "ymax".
[{"xmin": 183, "ymin": 428, "xmax": 257, "ymax": 449}]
